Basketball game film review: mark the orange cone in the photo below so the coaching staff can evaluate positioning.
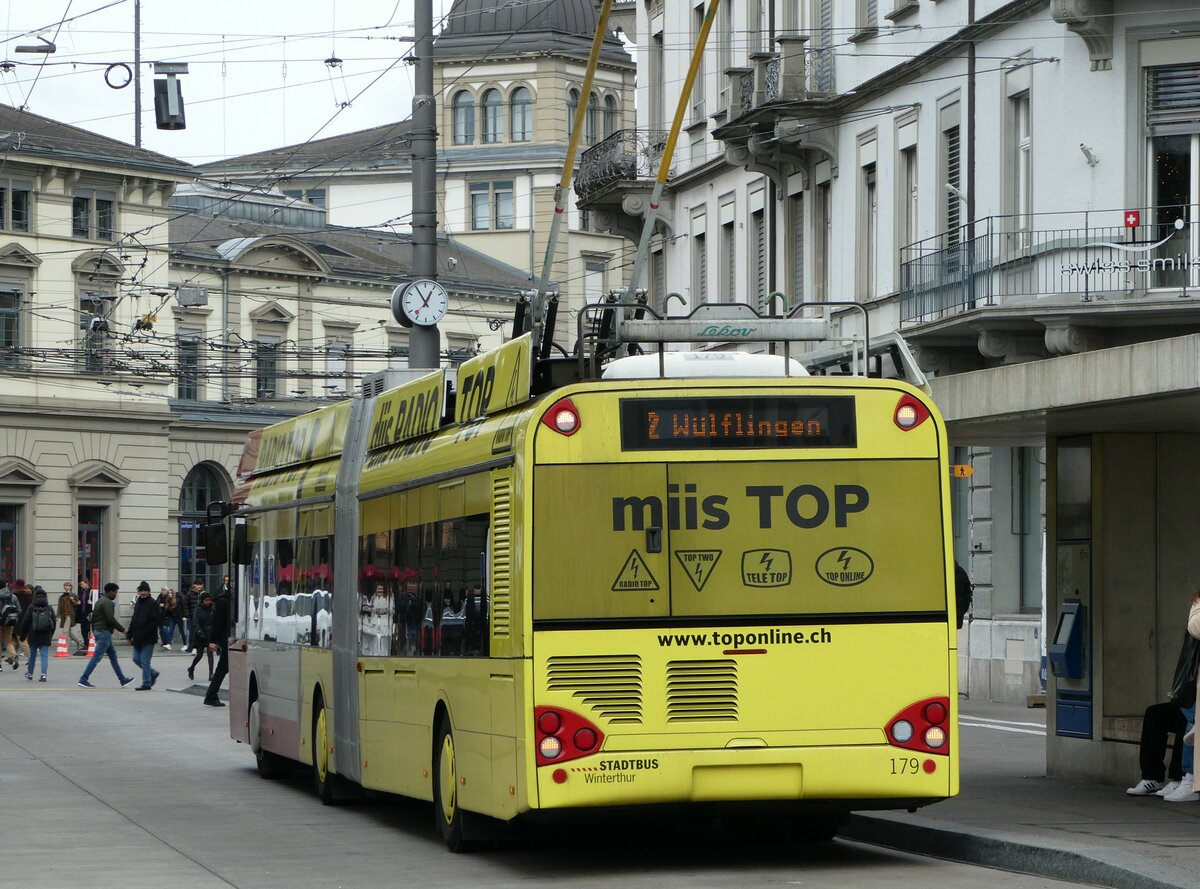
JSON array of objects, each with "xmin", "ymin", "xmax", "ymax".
[
  {"xmin": 85, "ymin": 635, "xmax": 96, "ymax": 657},
  {"xmin": 54, "ymin": 634, "xmax": 70, "ymax": 658}
]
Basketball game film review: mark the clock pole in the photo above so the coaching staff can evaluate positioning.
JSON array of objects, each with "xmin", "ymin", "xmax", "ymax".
[{"xmin": 408, "ymin": 0, "xmax": 440, "ymax": 369}]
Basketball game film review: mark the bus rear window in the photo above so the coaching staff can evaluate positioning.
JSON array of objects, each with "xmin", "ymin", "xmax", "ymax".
[{"xmin": 619, "ymin": 396, "xmax": 856, "ymax": 451}]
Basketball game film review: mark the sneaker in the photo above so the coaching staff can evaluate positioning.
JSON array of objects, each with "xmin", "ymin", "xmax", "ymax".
[
  {"xmin": 77, "ymin": 679, "xmax": 95, "ymax": 688},
  {"xmin": 187, "ymin": 666, "xmax": 194, "ymax": 681},
  {"xmin": 24, "ymin": 672, "xmax": 32, "ymax": 681},
  {"xmin": 120, "ymin": 676, "xmax": 136, "ymax": 688},
  {"xmin": 1127, "ymin": 778, "xmax": 1165, "ymax": 796},
  {"xmin": 203, "ymin": 697, "xmax": 225, "ymax": 707},
  {"xmin": 38, "ymin": 675, "xmax": 46, "ymax": 682},
  {"xmin": 162, "ymin": 644, "xmax": 171, "ymax": 651},
  {"xmin": 1156, "ymin": 780, "xmax": 1182, "ymax": 797},
  {"xmin": 1164, "ymin": 782, "xmax": 1199, "ymax": 803},
  {"xmin": 134, "ymin": 685, "xmax": 151, "ymax": 691},
  {"xmin": 150, "ymin": 670, "xmax": 160, "ymax": 688}
]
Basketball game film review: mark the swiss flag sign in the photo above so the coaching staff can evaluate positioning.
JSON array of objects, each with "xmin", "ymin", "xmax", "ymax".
[{"xmin": 1124, "ymin": 210, "xmax": 1140, "ymax": 228}]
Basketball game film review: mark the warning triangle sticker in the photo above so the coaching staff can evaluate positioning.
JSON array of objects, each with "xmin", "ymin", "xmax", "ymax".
[
  {"xmin": 612, "ymin": 549, "xmax": 659, "ymax": 592},
  {"xmin": 674, "ymin": 550, "xmax": 722, "ymax": 592}
]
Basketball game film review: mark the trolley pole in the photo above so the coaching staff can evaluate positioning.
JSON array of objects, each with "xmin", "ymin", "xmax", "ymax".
[{"xmin": 408, "ymin": 0, "xmax": 440, "ymax": 368}]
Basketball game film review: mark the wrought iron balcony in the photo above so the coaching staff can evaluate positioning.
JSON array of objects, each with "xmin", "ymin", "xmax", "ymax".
[
  {"xmin": 900, "ymin": 206, "xmax": 1200, "ymax": 325},
  {"xmin": 576, "ymin": 128, "xmax": 670, "ymax": 200},
  {"xmin": 724, "ymin": 37, "xmax": 835, "ymax": 127}
]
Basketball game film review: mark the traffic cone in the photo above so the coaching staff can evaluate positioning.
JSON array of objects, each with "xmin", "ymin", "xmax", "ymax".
[
  {"xmin": 85, "ymin": 635, "xmax": 96, "ymax": 657},
  {"xmin": 54, "ymin": 634, "xmax": 69, "ymax": 658}
]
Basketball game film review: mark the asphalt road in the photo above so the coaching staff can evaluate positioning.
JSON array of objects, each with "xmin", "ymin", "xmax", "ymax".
[{"xmin": 1, "ymin": 652, "xmax": 1076, "ymax": 888}]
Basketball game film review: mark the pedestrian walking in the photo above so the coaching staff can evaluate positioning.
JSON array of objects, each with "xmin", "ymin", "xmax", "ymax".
[
  {"xmin": 73, "ymin": 578, "xmax": 93, "ymax": 655},
  {"xmin": 57, "ymin": 581, "xmax": 79, "ymax": 644},
  {"xmin": 203, "ymin": 582, "xmax": 231, "ymax": 707},
  {"xmin": 177, "ymin": 582, "xmax": 197, "ymax": 652},
  {"xmin": 77, "ymin": 582, "xmax": 135, "ymax": 689},
  {"xmin": 17, "ymin": 586, "xmax": 55, "ymax": 681},
  {"xmin": 127, "ymin": 581, "xmax": 161, "ymax": 690},
  {"xmin": 0, "ymin": 577, "xmax": 19, "ymax": 671},
  {"xmin": 12, "ymin": 577, "xmax": 31, "ymax": 664},
  {"xmin": 187, "ymin": 591, "xmax": 215, "ymax": 681}
]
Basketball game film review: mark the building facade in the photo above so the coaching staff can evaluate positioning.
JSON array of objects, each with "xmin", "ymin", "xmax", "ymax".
[
  {"xmin": 581, "ymin": 0, "xmax": 1200, "ymax": 784},
  {"xmin": 201, "ymin": 0, "xmax": 637, "ymax": 351}
]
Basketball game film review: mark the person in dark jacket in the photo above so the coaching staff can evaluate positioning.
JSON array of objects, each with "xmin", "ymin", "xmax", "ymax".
[
  {"xmin": 78, "ymin": 582, "xmax": 134, "ymax": 689},
  {"xmin": 17, "ymin": 586, "xmax": 55, "ymax": 681},
  {"xmin": 187, "ymin": 592, "xmax": 215, "ymax": 681},
  {"xmin": 203, "ymin": 583, "xmax": 231, "ymax": 706},
  {"xmin": 74, "ymin": 577, "xmax": 93, "ymax": 655},
  {"xmin": 126, "ymin": 581, "xmax": 162, "ymax": 690}
]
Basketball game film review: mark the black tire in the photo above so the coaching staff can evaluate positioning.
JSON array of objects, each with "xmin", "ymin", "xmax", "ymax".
[
  {"xmin": 432, "ymin": 717, "xmax": 471, "ymax": 852},
  {"xmin": 312, "ymin": 693, "xmax": 339, "ymax": 805},
  {"xmin": 250, "ymin": 697, "xmax": 291, "ymax": 779}
]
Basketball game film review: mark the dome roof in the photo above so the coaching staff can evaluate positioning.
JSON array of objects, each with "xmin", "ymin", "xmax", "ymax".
[{"xmin": 442, "ymin": 0, "xmax": 601, "ymax": 37}]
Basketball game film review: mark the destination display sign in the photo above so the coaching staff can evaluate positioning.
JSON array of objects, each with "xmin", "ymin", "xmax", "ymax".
[{"xmin": 619, "ymin": 396, "xmax": 856, "ymax": 450}]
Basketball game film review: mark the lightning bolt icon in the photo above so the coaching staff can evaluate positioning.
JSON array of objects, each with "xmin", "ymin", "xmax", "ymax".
[
  {"xmin": 632, "ymin": 560, "xmax": 639, "ymax": 578},
  {"xmin": 837, "ymin": 550, "xmax": 852, "ymax": 572},
  {"xmin": 695, "ymin": 563, "xmax": 704, "ymax": 581},
  {"xmin": 759, "ymin": 552, "xmax": 774, "ymax": 574}
]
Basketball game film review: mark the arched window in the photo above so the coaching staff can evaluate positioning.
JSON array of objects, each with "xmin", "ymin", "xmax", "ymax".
[
  {"xmin": 452, "ymin": 91, "xmax": 475, "ymax": 145},
  {"xmin": 567, "ymin": 88, "xmax": 580, "ymax": 139},
  {"xmin": 603, "ymin": 94, "xmax": 618, "ymax": 139},
  {"xmin": 179, "ymin": 464, "xmax": 225, "ymax": 593},
  {"xmin": 586, "ymin": 92, "xmax": 599, "ymax": 145},
  {"xmin": 482, "ymin": 88, "xmax": 503, "ymax": 143},
  {"xmin": 510, "ymin": 86, "xmax": 533, "ymax": 142}
]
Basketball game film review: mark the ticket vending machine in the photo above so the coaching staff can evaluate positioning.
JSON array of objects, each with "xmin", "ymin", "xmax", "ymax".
[{"xmin": 1051, "ymin": 543, "xmax": 1091, "ymax": 738}]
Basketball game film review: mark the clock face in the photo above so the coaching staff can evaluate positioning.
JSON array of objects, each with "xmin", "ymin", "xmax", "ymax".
[{"xmin": 400, "ymin": 279, "xmax": 449, "ymax": 327}]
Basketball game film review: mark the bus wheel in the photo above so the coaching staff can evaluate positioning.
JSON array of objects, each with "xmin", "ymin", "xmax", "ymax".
[
  {"xmin": 250, "ymin": 697, "xmax": 290, "ymax": 779},
  {"xmin": 433, "ymin": 718, "xmax": 470, "ymax": 852},
  {"xmin": 312, "ymin": 695, "xmax": 339, "ymax": 805}
]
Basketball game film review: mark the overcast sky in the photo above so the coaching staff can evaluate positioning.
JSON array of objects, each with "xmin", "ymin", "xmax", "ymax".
[{"xmin": 1, "ymin": 0, "xmax": 453, "ymax": 164}]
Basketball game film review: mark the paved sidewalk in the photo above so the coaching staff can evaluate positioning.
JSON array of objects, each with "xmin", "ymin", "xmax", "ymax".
[{"xmin": 845, "ymin": 700, "xmax": 1200, "ymax": 889}]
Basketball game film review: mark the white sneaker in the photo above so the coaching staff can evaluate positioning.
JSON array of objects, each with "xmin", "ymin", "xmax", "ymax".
[
  {"xmin": 1164, "ymin": 778, "xmax": 1199, "ymax": 803},
  {"xmin": 1127, "ymin": 778, "xmax": 1165, "ymax": 795},
  {"xmin": 1156, "ymin": 779, "xmax": 1182, "ymax": 797},
  {"xmin": 163, "ymin": 644, "xmax": 172, "ymax": 651}
]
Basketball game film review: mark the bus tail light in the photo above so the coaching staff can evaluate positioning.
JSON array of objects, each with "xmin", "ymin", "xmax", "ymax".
[
  {"xmin": 540, "ymin": 398, "xmax": 581, "ymax": 436},
  {"xmin": 893, "ymin": 394, "xmax": 931, "ymax": 431},
  {"xmin": 534, "ymin": 706, "xmax": 604, "ymax": 766},
  {"xmin": 886, "ymin": 697, "xmax": 950, "ymax": 755}
]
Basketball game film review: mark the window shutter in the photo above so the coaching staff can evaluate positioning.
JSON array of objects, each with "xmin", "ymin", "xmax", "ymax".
[
  {"xmin": 1147, "ymin": 64, "xmax": 1200, "ymax": 134},
  {"xmin": 790, "ymin": 195, "xmax": 804, "ymax": 304},
  {"xmin": 945, "ymin": 126, "xmax": 961, "ymax": 244}
]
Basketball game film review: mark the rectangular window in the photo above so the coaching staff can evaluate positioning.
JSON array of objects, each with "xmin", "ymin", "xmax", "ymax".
[
  {"xmin": 750, "ymin": 208, "xmax": 766, "ymax": 309},
  {"xmin": 860, "ymin": 161, "xmax": 878, "ymax": 298},
  {"xmin": 899, "ymin": 145, "xmax": 918, "ymax": 250},
  {"xmin": 857, "ymin": 0, "xmax": 879, "ymax": 34},
  {"xmin": 0, "ymin": 504, "xmax": 16, "ymax": 584},
  {"xmin": 748, "ymin": 0, "xmax": 763, "ymax": 54},
  {"xmin": 650, "ymin": 29, "xmax": 664, "ymax": 130},
  {"xmin": 944, "ymin": 124, "xmax": 962, "ymax": 245},
  {"xmin": 0, "ymin": 285, "xmax": 20, "ymax": 367},
  {"xmin": 177, "ymin": 331, "xmax": 201, "ymax": 401},
  {"xmin": 584, "ymin": 259, "xmax": 606, "ymax": 304},
  {"xmin": 470, "ymin": 182, "xmax": 490, "ymax": 230},
  {"xmin": 1012, "ymin": 92, "xmax": 1032, "ymax": 235},
  {"xmin": 788, "ymin": 191, "xmax": 804, "ymax": 305},
  {"xmin": 692, "ymin": 230, "xmax": 708, "ymax": 305},
  {"xmin": 815, "ymin": 180, "xmax": 831, "ymax": 300},
  {"xmin": 494, "ymin": 181, "xmax": 514, "ymax": 229},
  {"xmin": 77, "ymin": 506, "xmax": 104, "ymax": 591},
  {"xmin": 692, "ymin": 2, "xmax": 706, "ymax": 120},
  {"xmin": 256, "ymin": 337, "xmax": 279, "ymax": 399},
  {"xmin": 0, "ymin": 180, "xmax": 32, "ymax": 232},
  {"xmin": 79, "ymin": 289, "xmax": 110, "ymax": 373},
  {"xmin": 72, "ymin": 189, "xmax": 117, "ymax": 241},
  {"xmin": 718, "ymin": 0, "xmax": 732, "ymax": 110},
  {"xmin": 325, "ymin": 341, "xmax": 349, "ymax": 396},
  {"xmin": 721, "ymin": 220, "xmax": 736, "ymax": 303}
]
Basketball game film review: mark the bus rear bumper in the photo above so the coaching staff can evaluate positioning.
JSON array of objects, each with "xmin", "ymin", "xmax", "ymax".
[{"xmin": 533, "ymin": 745, "xmax": 955, "ymax": 810}]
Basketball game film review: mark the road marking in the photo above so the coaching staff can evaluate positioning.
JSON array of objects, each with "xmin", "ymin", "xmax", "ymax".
[
  {"xmin": 959, "ymin": 714, "xmax": 1046, "ymax": 729},
  {"xmin": 959, "ymin": 716, "xmax": 1045, "ymax": 736}
]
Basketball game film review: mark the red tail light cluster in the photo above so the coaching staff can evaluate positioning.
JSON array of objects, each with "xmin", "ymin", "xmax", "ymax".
[
  {"xmin": 534, "ymin": 706, "xmax": 604, "ymax": 766},
  {"xmin": 893, "ymin": 393, "xmax": 931, "ymax": 431},
  {"xmin": 540, "ymin": 397, "xmax": 581, "ymax": 436},
  {"xmin": 886, "ymin": 697, "xmax": 951, "ymax": 755}
]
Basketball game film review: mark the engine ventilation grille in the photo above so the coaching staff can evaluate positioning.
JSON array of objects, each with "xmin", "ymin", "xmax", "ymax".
[
  {"xmin": 666, "ymin": 659, "xmax": 738, "ymax": 722},
  {"xmin": 546, "ymin": 655, "xmax": 642, "ymax": 725}
]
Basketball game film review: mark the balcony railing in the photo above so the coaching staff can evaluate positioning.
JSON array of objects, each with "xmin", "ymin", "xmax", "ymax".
[
  {"xmin": 727, "ymin": 39, "xmax": 835, "ymax": 122},
  {"xmin": 900, "ymin": 206, "xmax": 1200, "ymax": 324},
  {"xmin": 577, "ymin": 129, "xmax": 670, "ymax": 200}
]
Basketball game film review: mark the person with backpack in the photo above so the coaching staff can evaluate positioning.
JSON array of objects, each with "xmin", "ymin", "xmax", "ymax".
[
  {"xmin": 0, "ymin": 578, "xmax": 20, "ymax": 670},
  {"xmin": 17, "ymin": 585, "xmax": 55, "ymax": 681}
]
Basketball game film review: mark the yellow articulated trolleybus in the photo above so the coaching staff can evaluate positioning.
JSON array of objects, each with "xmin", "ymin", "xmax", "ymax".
[{"xmin": 205, "ymin": 302, "xmax": 959, "ymax": 850}]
